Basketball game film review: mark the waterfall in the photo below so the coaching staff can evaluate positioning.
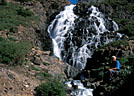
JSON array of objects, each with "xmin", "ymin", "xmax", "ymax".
[
  {"xmin": 48, "ymin": 5, "xmax": 78, "ymax": 60},
  {"xmin": 48, "ymin": 4, "xmax": 122, "ymax": 70},
  {"xmin": 48, "ymin": 4, "xmax": 122, "ymax": 96}
]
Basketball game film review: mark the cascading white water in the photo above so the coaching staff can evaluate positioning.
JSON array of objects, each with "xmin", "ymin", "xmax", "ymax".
[
  {"xmin": 48, "ymin": 5, "xmax": 78, "ymax": 60},
  {"xmin": 48, "ymin": 4, "xmax": 122, "ymax": 70},
  {"xmin": 65, "ymin": 80, "xmax": 93, "ymax": 96}
]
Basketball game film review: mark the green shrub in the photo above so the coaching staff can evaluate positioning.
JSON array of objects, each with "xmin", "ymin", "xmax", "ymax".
[
  {"xmin": 40, "ymin": 71, "xmax": 52, "ymax": 81},
  {"xmin": 117, "ymin": 57, "xmax": 128, "ymax": 65},
  {"xmin": 17, "ymin": 8, "xmax": 34, "ymax": 17},
  {"xmin": 0, "ymin": 2, "xmax": 37, "ymax": 33},
  {"xmin": 35, "ymin": 79, "xmax": 67, "ymax": 96},
  {"xmin": 7, "ymin": 37, "xmax": 17, "ymax": 41},
  {"xmin": 0, "ymin": 37, "xmax": 32, "ymax": 65}
]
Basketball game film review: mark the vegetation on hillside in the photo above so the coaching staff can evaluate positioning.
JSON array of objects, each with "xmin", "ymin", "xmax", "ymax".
[
  {"xmin": 0, "ymin": 37, "xmax": 32, "ymax": 65},
  {"xmin": 0, "ymin": 2, "xmax": 37, "ymax": 33},
  {"xmin": 35, "ymin": 79, "xmax": 67, "ymax": 96}
]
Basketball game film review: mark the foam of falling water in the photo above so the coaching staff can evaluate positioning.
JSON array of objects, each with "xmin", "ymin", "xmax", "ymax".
[
  {"xmin": 48, "ymin": 4, "xmax": 78, "ymax": 60},
  {"xmin": 65, "ymin": 80, "xmax": 93, "ymax": 96}
]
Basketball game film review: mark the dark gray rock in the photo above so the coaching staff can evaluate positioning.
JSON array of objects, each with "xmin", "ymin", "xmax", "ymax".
[
  {"xmin": 33, "ymin": 56, "xmax": 41, "ymax": 65},
  {"xmin": 63, "ymin": 63, "xmax": 80, "ymax": 78}
]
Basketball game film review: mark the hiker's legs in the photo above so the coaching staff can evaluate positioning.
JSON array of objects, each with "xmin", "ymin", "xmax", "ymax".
[{"xmin": 109, "ymin": 70, "xmax": 117, "ymax": 80}]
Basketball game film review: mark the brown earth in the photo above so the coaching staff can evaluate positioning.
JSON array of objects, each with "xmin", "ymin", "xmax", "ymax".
[{"xmin": 0, "ymin": 47, "xmax": 67, "ymax": 96}]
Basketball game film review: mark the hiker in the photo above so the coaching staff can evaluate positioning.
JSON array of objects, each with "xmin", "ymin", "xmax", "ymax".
[{"xmin": 108, "ymin": 56, "xmax": 121, "ymax": 80}]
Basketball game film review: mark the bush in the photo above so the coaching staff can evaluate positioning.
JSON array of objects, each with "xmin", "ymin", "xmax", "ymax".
[
  {"xmin": 0, "ymin": 37, "xmax": 32, "ymax": 65},
  {"xmin": 35, "ymin": 79, "xmax": 67, "ymax": 96},
  {"xmin": 17, "ymin": 8, "xmax": 34, "ymax": 17},
  {"xmin": 117, "ymin": 57, "xmax": 128, "ymax": 65},
  {"xmin": 39, "ymin": 71, "xmax": 52, "ymax": 81}
]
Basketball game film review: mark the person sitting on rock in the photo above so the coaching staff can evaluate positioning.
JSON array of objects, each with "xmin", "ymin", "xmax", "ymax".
[{"xmin": 109, "ymin": 56, "xmax": 121, "ymax": 80}]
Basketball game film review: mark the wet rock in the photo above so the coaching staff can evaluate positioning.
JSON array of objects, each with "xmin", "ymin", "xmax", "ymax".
[{"xmin": 63, "ymin": 63, "xmax": 79, "ymax": 78}]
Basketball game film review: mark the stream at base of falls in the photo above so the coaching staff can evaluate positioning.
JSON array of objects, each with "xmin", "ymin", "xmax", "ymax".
[{"xmin": 65, "ymin": 80, "xmax": 93, "ymax": 96}]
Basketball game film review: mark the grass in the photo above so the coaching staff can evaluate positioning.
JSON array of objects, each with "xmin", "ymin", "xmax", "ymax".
[{"xmin": 0, "ymin": 2, "xmax": 37, "ymax": 33}]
